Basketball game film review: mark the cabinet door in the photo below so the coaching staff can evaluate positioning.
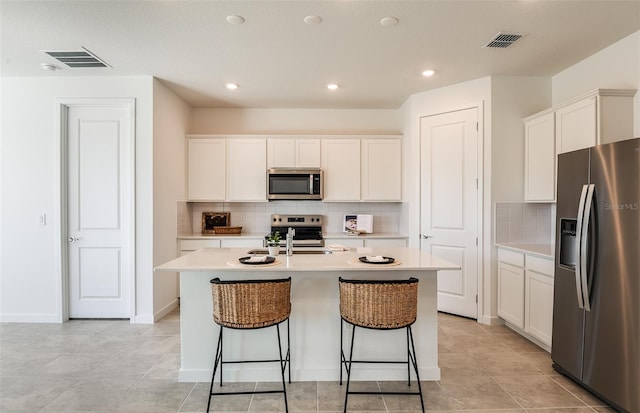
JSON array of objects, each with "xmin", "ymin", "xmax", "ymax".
[
  {"xmin": 227, "ymin": 139, "xmax": 267, "ymax": 201},
  {"xmin": 364, "ymin": 238, "xmax": 407, "ymax": 247},
  {"xmin": 361, "ymin": 139, "xmax": 401, "ymax": 201},
  {"xmin": 556, "ymin": 97, "xmax": 597, "ymax": 154},
  {"xmin": 267, "ymin": 138, "xmax": 320, "ymax": 167},
  {"xmin": 497, "ymin": 261, "xmax": 525, "ymax": 329},
  {"xmin": 525, "ymin": 270, "xmax": 554, "ymax": 346},
  {"xmin": 295, "ymin": 139, "xmax": 321, "ymax": 167},
  {"xmin": 321, "ymin": 139, "xmax": 360, "ymax": 201},
  {"xmin": 187, "ymin": 139, "xmax": 226, "ymax": 201},
  {"xmin": 267, "ymin": 138, "xmax": 295, "ymax": 167},
  {"xmin": 324, "ymin": 238, "xmax": 364, "ymax": 248},
  {"xmin": 524, "ymin": 113, "xmax": 556, "ymax": 202}
]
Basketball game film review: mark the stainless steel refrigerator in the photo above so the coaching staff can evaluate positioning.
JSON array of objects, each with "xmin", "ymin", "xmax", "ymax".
[{"xmin": 552, "ymin": 137, "xmax": 639, "ymax": 413}]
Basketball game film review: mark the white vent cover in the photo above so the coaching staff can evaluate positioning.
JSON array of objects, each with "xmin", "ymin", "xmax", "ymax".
[
  {"xmin": 42, "ymin": 47, "xmax": 110, "ymax": 68},
  {"xmin": 483, "ymin": 32, "xmax": 526, "ymax": 48}
]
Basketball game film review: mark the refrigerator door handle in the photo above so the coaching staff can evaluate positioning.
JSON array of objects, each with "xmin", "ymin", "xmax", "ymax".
[
  {"xmin": 580, "ymin": 184, "xmax": 595, "ymax": 312},
  {"xmin": 574, "ymin": 184, "xmax": 589, "ymax": 309}
]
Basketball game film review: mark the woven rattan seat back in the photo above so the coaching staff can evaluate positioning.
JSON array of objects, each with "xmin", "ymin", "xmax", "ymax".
[
  {"xmin": 339, "ymin": 277, "xmax": 418, "ymax": 329},
  {"xmin": 210, "ymin": 278, "xmax": 291, "ymax": 329}
]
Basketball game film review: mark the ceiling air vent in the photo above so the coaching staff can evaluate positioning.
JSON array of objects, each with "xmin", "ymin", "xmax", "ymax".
[
  {"xmin": 42, "ymin": 48, "xmax": 110, "ymax": 68},
  {"xmin": 483, "ymin": 32, "xmax": 526, "ymax": 48}
]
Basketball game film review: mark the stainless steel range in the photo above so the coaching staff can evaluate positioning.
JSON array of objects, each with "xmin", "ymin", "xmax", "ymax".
[{"xmin": 265, "ymin": 214, "xmax": 324, "ymax": 247}]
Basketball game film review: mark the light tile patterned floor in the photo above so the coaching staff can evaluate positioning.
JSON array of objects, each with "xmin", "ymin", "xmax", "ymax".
[{"xmin": 0, "ymin": 310, "xmax": 615, "ymax": 412}]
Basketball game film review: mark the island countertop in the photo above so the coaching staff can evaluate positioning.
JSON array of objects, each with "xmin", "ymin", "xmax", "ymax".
[
  {"xmin": 155, "ymin": 246, "xmax": 458, "ymax": 273},
  {"xmin": 156, "ymin": 247, "xmax": 459, "ymax": 383}
]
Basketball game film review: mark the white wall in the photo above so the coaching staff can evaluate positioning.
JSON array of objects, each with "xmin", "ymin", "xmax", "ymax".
[
  {"xmin": 0, "ymin": 76, "xmax": 154, "ymax": 323},
  {"xmin": 190, "ymin": 108, "xmax": 401, "ymax": 135},
  {"xmin": 552, "ymin": 30, "xmax": 639, "ymax": 135},
  {"xmin": 152, "ymin": 79, "xmax": 190, "ymax": 320}
]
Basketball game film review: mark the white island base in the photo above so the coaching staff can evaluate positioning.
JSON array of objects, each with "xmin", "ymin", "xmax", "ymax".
[{"xmin": 155, "ymin": 247, "xmax": 459, "ymax": 383}]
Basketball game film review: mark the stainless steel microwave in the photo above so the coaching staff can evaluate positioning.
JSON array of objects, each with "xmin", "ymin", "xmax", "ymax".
[{"xmin": 267, "ymin": 168, "xmax": 323, "ymax": 200}]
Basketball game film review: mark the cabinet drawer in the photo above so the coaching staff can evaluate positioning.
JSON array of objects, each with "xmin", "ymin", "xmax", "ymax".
[
  {"xmin": 220, "ymin": 238, "xmax": 263, "ymax": 248},
  {"xmin": 364, "ymin": 238, "xmax": 407, "ymax": 247},
  {"xmin": 498, "ymin": 248, "xmax": 524, "ymax": 267},
  {"xmin": 527, "ymin": 255, "xmax": 554, "ymax": 276},
  {"xmin": 180, "ymin": 239, "xmax": 221, "ymax": 251}
]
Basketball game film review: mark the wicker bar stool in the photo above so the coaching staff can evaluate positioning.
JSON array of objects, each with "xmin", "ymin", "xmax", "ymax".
[
  {"xmin": 207, "ymin": 277, "xmax": 292, "ymax": 413},
  {"xmin": 338, "ymin": 277, "xmax": 424, "ymax": 413}
]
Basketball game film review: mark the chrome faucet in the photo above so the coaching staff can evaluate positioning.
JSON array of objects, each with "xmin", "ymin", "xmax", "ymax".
[{"xmin": 286, "ymin": 227, "xmax": 295, "ymax": 256}]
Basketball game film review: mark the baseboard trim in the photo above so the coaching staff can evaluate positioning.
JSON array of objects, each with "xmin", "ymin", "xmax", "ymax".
[
  {"xmin": 154, "ymin": 299, "xmax": 180, "ymax": 322},
  {"xmin": 0, "ymin": 313, "xmax": 62, "ymax": 323},
  {"xmin": 481, "ymin": 315, "xmax": 504, "ymax": 326}
]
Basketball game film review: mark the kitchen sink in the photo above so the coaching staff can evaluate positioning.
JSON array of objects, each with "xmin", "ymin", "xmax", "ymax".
[{"xmin": 246, "ymin": 249, "xmax": 332, "ymax": 255}]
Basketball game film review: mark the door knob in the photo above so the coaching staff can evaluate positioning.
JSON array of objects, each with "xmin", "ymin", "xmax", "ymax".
[
  {"xmin": 68, "ymin": 236, "xmax": 81, "ymax": 243},
  {"xmin": 421, "ymin": 234, "xmax": 433, "ymax": 239}
]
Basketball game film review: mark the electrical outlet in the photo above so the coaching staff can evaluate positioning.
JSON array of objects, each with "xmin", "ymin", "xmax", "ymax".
[
  {"xmin": 39, "ymin": 214, "xmax": 47, "ymax": 226},
  {"xmin": 240, "ymin": 213, "xmax": 246, "ymax": 221}
]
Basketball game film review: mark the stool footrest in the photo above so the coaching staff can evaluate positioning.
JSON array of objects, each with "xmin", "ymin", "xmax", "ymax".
[
  {"xmin": 348, "ymin": 391, "xmax": 422, "ymax": 396},
  {"xmin": 211, "ymin": 389, "xmax": 285, "ymax": 396}
]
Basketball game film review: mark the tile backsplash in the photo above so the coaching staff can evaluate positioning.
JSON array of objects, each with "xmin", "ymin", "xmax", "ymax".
[
  {"xmin": 178, "ymin": 201, "xmax": 403, "ymax": 236},
  {"xmin": 495, "ymin": 202, "xmax": 555, "ymax": 245}
]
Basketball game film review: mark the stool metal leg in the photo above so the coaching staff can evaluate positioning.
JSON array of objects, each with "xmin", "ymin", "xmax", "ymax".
[
  {"xmin": 343, "ymin": 324, "xmax": 356, "ymax": 413},
  {"xmin": 408, "ymin": 326, "xmax": 425, "ymax": 413},
  {"xmin": 406, "ymin": 327, "xmax": 411, "ymax": 386},
  {"xmin": 206, "ymin": 327, "xmax": 223, "ymax": 413},
  {"xmin": 276, "ymin": 323, "xmax": 289, "ymax": 413}
]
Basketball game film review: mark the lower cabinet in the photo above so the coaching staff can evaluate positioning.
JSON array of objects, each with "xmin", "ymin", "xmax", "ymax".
[
  {"xmin": 325, "ymin": 237, "xmax": 408, "ymax": 248},
  {"xmin": 497, "ymin": 247, "xmax": 554, "ymax": 349}
]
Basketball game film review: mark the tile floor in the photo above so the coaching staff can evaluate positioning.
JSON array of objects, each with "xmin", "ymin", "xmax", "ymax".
[{"xmin": 0, "ymin": 309, "xmax": 614, "ymax": 412}]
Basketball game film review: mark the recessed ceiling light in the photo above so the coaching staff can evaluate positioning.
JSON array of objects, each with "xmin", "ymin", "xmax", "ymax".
[
  {"xmin": 422, "ymin": 69, "xmax": 435, "ymax": 77},
  {"xmin": 380, "ymin": 17, "xmax": 399, "ymax": 26},
  {"xmin": 40, "ymin": 63, "xmax": 58, "ymax": 71},
  {"xmin": 304, "ymin": 15, "xmax": 322, "ymax": 25},
  {"xmin": 327, "ymin": 83, "xmax": 339, "ymax": 90},
  {"xmin": 226, "ymin": 15, "xmax": 245, "ymax": 25},
  {"xmin": 226, "ymin": 83, "xmax": 238, "ymax": 90}
]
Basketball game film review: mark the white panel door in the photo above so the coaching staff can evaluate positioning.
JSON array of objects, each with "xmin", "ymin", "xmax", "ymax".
[
  {"xmin": 67, "ymin": 105, "xmax": 132, "ymax": 318},
  {"xmin": 420, "ymin": 108, "xmax": 478, "ymax": 318}
]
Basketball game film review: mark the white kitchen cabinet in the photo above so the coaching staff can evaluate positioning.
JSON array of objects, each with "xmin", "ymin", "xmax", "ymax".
[
  {"xmin": 497, "ymin": 249, "xmax": 526, "ymax": 329},
  {"xmin": 227, "ymin": 138, "xmax": 267, "ymax": 202},
  {"xmin": 524, "ymin": 112, "xmax": 555, "ymax": 202},
  {"xmin": 220, "ymin": 238, "xmax": 263, "ymax": 248},
  {"xmin": 364, "ymin": 238, "xmax": 407, "ymax": 247},
  {"xmin": 498, "ymin": 247, "xmax": 554, "ymax": 349},
  {"xmin": 321, "ymin": 139, "xmax": 361, "ymax": 201},
  {"xmin": 556, "ymin": 90, "xmax": 636, "ymax": 154},
  {"xmin": 325, "ymin": 238, "xmax": 364, "ymax": 248},
  {"xmin": 179, "ymin": 239, "xmax": 221, "ymax": 255},
  {"xmin": 361, "ymin": 139, "xmax": 401, "ymax": 201},
  {"xmin": 524, "ymin": 254, "xmax": 554, "ymax": 346},
  {"xmin": 187, "ymin": 139, "xmax": 226, "ymax": 201},
  {"xmin": 267, "ymin": 138, "xmax": 320, "ymax": 168}
]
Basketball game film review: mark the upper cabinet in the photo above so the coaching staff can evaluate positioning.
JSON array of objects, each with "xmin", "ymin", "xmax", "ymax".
[
  {"xmin": 361, "ymin": 139, "xmax": 402, "ymax": 201},
  {"xmin": 523, "ymin": 89, "xmax": 636, "ymax": 202},
  {"xmin": 187, "ymin": 136, "xmax": 266, "ymax": 202},
  {"xmin": 227, "ymin": 138, "xmax": 267, "ymax": 201},
  {"xmin": 524, "ymin": 112, "xmax": 556, "ymax": 202},
  {"xmin": 187, "ymin": 138, "xmax": 226, "ymax": 201},
  {"xmin": 321, "ymin": 139, "xmax": 361, "ymax": 201},
  {"xmin": 267, "ymin": 138, "xmax": 320, "ymax": 168},
  {"xmin": 187, "ymin": 135, "xmax": 402, "ymax": 203}
]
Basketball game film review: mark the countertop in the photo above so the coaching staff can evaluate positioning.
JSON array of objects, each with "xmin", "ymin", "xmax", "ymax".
[
  {"xmin": 155, "ymin": 246, "xmax": 459, "ymax": 272},
  {"xmin": 495, "ymin": 243, "xmax": 554, "ymax": 259}
]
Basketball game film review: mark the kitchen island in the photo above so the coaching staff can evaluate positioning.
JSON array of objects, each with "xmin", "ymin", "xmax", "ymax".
[{"xmin": 155, "ymin": 247, "xmax": 458, "ymax": 383}]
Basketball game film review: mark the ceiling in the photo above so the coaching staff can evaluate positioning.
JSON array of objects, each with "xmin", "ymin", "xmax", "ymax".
[{"xmin": 2, "ymin": 0, "xmax": 639, "ymax": 109}]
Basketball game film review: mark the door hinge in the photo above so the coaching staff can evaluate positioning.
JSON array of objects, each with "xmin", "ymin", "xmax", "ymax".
[
  {"xmin": 476, "ymin": 178, "xmax": 478, "ymax": 189},
  {"xmin": 476, "ymin": 294, "xmax": 478, "ymax": 303},
  {"xmin": 475, "ymin": 237, "xmax": 478, "ymax": 246},
  {"xmin": 476, "ymin": 122, "xmax": 478, "ymax": 131}
]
